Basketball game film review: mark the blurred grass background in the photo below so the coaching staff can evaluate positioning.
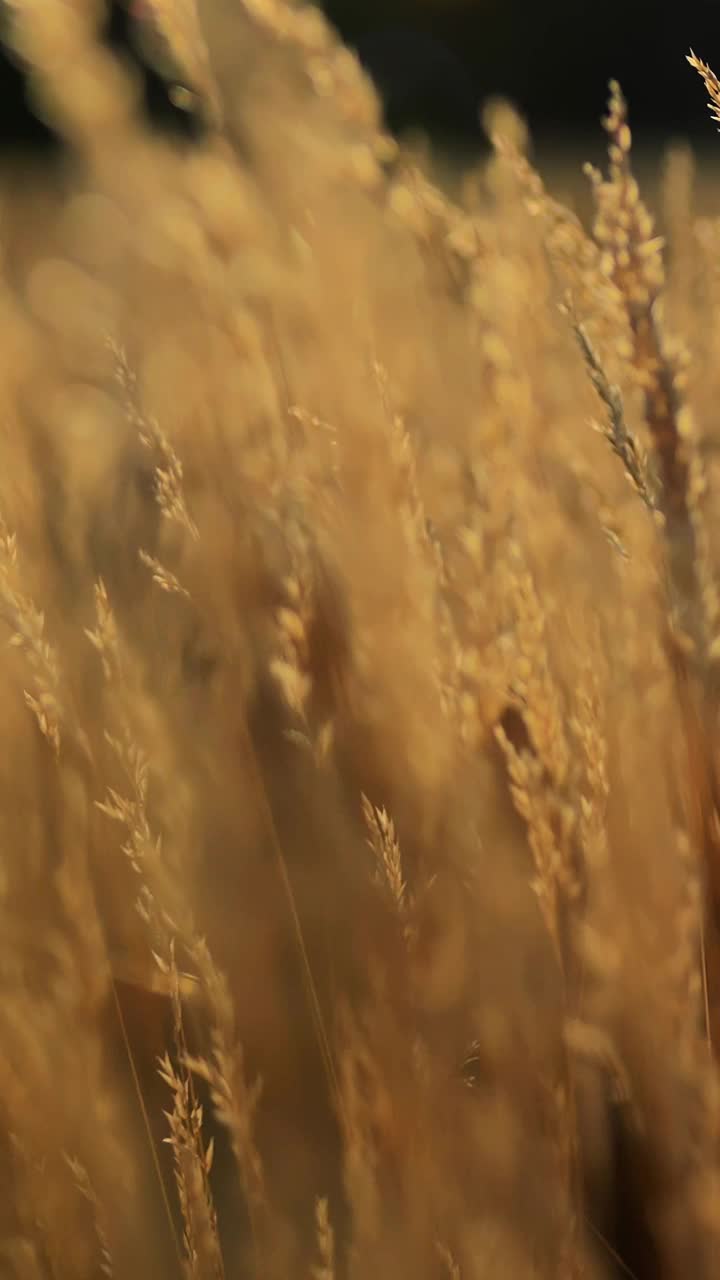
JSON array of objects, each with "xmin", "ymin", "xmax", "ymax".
[{"xmin": 2, "ymin": 6, "xmax": 720, "ymax": 1280}]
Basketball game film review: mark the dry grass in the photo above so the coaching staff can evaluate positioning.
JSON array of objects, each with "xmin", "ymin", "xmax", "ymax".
[{"xmin": 3, "ymin": 2, "xmax": 720, "ymax": 1277}]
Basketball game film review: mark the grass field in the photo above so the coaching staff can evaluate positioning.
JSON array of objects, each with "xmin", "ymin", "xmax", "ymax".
[{"xmin": 3, "ymin": 4, "xmax": 720, "ymax": 1279}]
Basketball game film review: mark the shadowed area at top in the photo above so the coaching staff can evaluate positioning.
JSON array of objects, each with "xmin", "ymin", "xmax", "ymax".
[
  {"xmin": 0, "ymin": 0, "xmax": 205, "ymax": 160},
  {"xmin": 351, "ymin": 26, "xmax": 482, "ymax": 141}
]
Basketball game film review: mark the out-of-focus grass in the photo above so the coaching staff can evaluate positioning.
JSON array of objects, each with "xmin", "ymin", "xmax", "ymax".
[
  {"xmin": 2, "ymin": 6, "xmax": 720, "ymax": 1280},
  {"xmin": 435, "ymin": 135, "xmax": 720, "ymax": 221}
]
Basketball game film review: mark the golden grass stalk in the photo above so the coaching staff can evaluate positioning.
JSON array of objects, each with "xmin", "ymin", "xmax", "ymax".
[
  {"xmin": 688, "ymin": 51, "xmax": 720, "ymax": 131},
  {"xmin": 311, "ymin": 1197, "xmax": 336, "ymax": 1280}
]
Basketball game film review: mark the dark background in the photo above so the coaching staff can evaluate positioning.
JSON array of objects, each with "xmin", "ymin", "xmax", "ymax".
[
  {"xmin": 321, "ymin": 0, "xmax": 720, "ymax": 147},
  {"xmin": 0, "ymin": 1, "xmax": 718, "ymax": 156}
]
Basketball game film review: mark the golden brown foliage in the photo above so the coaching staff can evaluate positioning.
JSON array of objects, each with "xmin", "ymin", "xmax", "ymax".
[{"xmin": 3, "ymin": 3, "xmax": 720, "ymax": 1278}]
